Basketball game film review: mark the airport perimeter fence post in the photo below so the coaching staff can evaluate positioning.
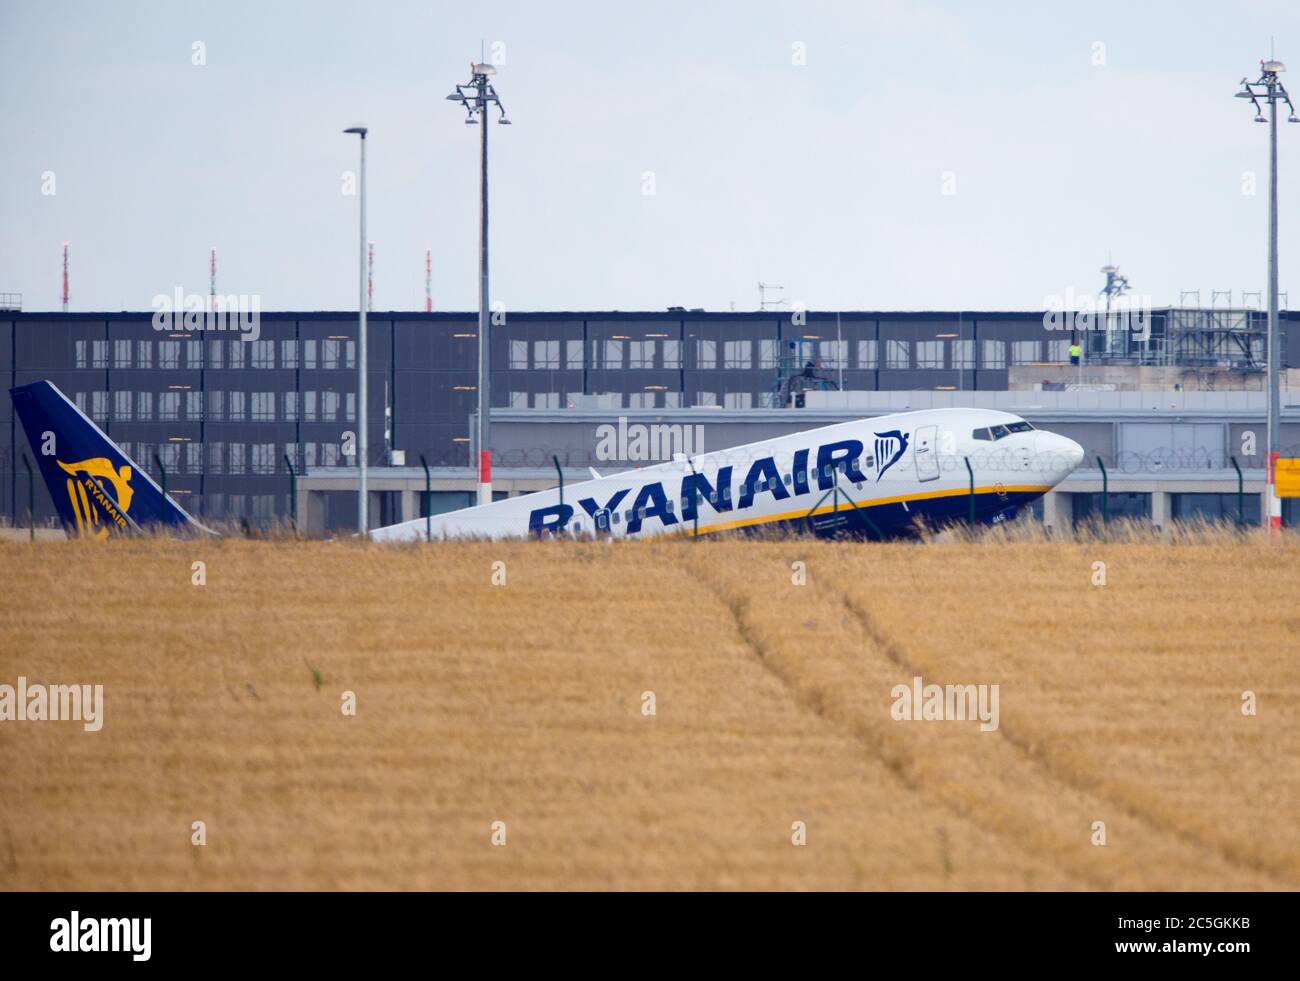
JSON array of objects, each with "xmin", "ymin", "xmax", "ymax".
[
  {"xmin": 21, "ymin": 452, "xmax": 34, "ymax": 541},
  {"xmin": 552, "ymin": 455, "xmax": 567, "ymax": 535},
  {"xmin": 1096, "ymin": 456, "xmax": 1109, "ymax": 528},
  {"xmin": 1230, "ymin": 455, "xmax": 1245, "ymax": 529},
  {"xmin": 420, "ymin": 454, "xmax": 432, "ymax": 543},
  {"xmin": 964, "ymin": 456, "xmax": 975, "ymax": 529},
  {"xmin": 283, "ymin": 453, "xmax": 297, "ymax": 535}
]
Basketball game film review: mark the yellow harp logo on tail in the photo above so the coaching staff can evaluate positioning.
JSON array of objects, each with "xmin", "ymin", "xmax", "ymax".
[{"xmin": 56, "ymin": 457, "xmax": 134, "ymax": 538}]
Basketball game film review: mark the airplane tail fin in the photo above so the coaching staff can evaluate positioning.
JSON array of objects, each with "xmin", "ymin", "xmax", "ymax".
[{"xmin": 10, "ymin": 380, "xmax": 211, "ymax": 537}]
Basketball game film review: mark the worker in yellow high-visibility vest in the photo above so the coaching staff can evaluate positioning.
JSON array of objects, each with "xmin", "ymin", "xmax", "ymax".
[{"xmin": 1068, "ymin": 342, "xmax": 1082, "ymax": 366}]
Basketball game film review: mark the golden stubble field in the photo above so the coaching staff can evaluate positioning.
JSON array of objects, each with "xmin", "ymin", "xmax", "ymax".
[{"xmin": 0, "ymin": 530, "xmax": 1298, "ymax": 891}]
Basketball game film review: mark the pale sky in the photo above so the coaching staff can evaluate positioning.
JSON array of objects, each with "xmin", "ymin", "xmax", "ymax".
[{"xmin": 2, "ymin": 0, "xmax": 1299, "ymax": 313}]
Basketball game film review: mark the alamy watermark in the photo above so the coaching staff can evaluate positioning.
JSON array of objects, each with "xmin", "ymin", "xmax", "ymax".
[
  {"xmin": 890, "ymin": 675, "xmax": 999, "ymax": 732},
  {"xmin": 0, "ymin": 676, "xmax": 104, "ymax": 731},
  {"xmin": 1042, "ymin": 288, "xmax": 1153, "ymax": 341},
  {"xmin": 595, "ymin": 416, "xmax": 705, "ymax": 463},
  {"xmin": 151, "ymin": 287, "xmax": 261, "ymax": 340}
]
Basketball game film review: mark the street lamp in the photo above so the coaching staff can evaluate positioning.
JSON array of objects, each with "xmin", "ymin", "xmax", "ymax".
[
  {"xmin": 1236, "ymin": 60, "xmax": 1298, "ymax": 536},
  {"xmin": 344, "ymin": 125, "xmax": 369, "ymax": 533},
  {"xmin": 447, "ymin": 62, "xmax": 510, "ymax": 506}
]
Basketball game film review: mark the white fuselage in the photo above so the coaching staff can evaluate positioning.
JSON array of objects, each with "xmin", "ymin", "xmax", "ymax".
[{"xmin": 368, "ymin": 408, "xmax": 1085, "ymax": 543}]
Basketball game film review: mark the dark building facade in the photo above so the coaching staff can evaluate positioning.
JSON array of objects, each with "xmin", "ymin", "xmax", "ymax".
[{"xmin": 3, "ymin": 309, "xmax": 1295, "ymax": 526}]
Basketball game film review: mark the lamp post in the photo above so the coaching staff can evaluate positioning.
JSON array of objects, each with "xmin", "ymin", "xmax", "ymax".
[
  {"xmin": 447, "ymin": 63, "xmax": 510, "ymax": 506},
  {"xmin": 344, "ymin": 125, "xmax": 369, "ymax": 533},
  {"xmin": 1237, "ymin": 60, "xmax": 1298, "ymax": 536}
]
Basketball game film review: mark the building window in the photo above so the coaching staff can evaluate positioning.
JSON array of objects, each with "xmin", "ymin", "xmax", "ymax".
[
  {"xmin": 952, "ymin": 339, "xmax": 974, "ymax": 369},
  {"xmin": 135, "ymin": 391, "xmax": 152, "ymax": 420},
  {"xmin": 136, "ymin": 340, "xmax": 153, "ymax": 369},
  {"xmin": 662, "ymin": 339, "xmax": 681, "ymax": 369},
  {"xmin": 229, "ymin": 443, "xmax": 245, "ymax": 474},
  {"xmin": 533, "ymin": 339, "xmax": 559, "ymax": 369},
  {"xmin": 208, "ymin": 442, "xmax": 225, "ymax": 474},
  {"xmin": 664, "ymin": 391, "xmax": 682, "ymax": 408},
  {"xmin": 114, "ymin": 339, "xmax": 132, "ymax": 369},
  {"xmin": 534, "ymin": 391, "xmax": 559, "ymax": 409},
  {"xmin": 208, "ymin": 339, "xmax": 224, "ymax": 369},
  {"xmin": 346, "ymin": 392, "xmax": 356, "ymax": 421},
  {"xmin": 857, "ymin": 339, "xmax": 878, "ymax": 369},
  {"xmin": 322, "ymin": 390, "xmax": 340, "ymax": 421},
  {"xmin": 819, "ymin": 339, "xmax": 847, "ymax": 369},
  {"xmin": 252, "ymin": 443, "xmax": 276, "ymax": 474},
  {"xmin": 565, "ymin": 339, "xmax": 584, "ymax": 370},
  {"xmin": 696, "ymin": 338, "xmax": 716, "ymax": 369},
  {"xmin": 229, "ymin": 391, "xmax": 246, "ymax": 421},
  {"xmin": 724, "ymin": 391, "xmax": 753, "ymax": 408},
  {"xmin": 321, "ymin": 443, "xmax": 339, "ymax": 467},
  {"xmin": 114, "ymin": 391, "xmax": 132, "ymax": 421},
  {"xmin": 695, "ymin": 391, "xmax": 717, "ymax": 407},
  {"xmin": 186, "ymin": 391, "xmax": 202, "ymax": 420},
  {"xmin": 723, "ymin": 340, "xmax": 752, "ymax": 369},
  {"xmin": 323, "ymin": 339, "xmax": 340, "ymax": 369},
  {"xmin": 229, "ymin": 341, "xmax": 245, "ymax": 370},
  {"xmin": 627, "ymin": 392, "xmax": 651, "ymax": 408},
  {"xmin": 509, "ymin": 391, "xmax": 528, "ymax": 408},
  {"xmin": 1012, "ymin": 340, "xmax": 1040, "ymax": 365},
  {"xmin": 92, "ymin": 340, "xmax": 109, "ymax": 368},
  {"xmin": 303, "ymin": 339, "xmax": 317, "ymax": 370},
  {"xmin": 304, "ymin": 391, "xmax": 317, "ymax": 421},
  {"xmin": 185, "ymin": 442, "xmax": 203, "ymax": 475},
  {"xmin": 345, "ymin": 340, "xmax": 356, "ymax": 369},
  {"xmin": 982, "ymin": 339, "xmax": 1006, "ymax": 369},
  {"xmin": 284, "ymin": 391, "xmax": 299, "ymax": 421},
  {"xmin": 603, "ymin": 339, "xmax": 625, "ymax": 368},
  {"xmin": 207, "ymin": 390, "xmax": 224, "ymax": 421},
  {"xmin": 252, "ymin": 340, "xmax": 275, "ymax": 368},
  {"xmin": 251, "ymin": 392, "xmax": 275, "ymax": 421},
  {"xmin": 916, "ymin": 340, "xmax": 943, "ymax": 369},
  {"xmin": 186, "ymin": 341, "xmax": 204, "ymax": 369},
  {"xmin": 75, "ymin": 340, "xmax": 88, "ymax": 369},
  {"xmin": 1047, "ymin": 339, "xmax": 1070, "ymax": 363},
  {"xmin": 304, "ymin": 443, "xmax": 317, "ymax": 468},
  {"xmin": 159, "ymin": 392, "xmax": 180, "ymax": 421},
  {"xmin": 281, "ymin": 339, "xmax": 299, "ymax": 369},
  {"xmin": 510, "ymin": 339, "xmax": 528, "ymax": 369},
  {"xmin": 159, "ymin": 341, "xmax": 180, "ymax": 369},
  {"xmin": 886, "ymin": 339, "xmax": 910, "ymax": 369},
  {"xmin": 628, "ymin": 340, "xmax": 653, "ymax": 369}
]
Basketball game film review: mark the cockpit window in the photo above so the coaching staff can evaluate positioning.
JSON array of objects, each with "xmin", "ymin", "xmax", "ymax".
[{"xmin": 974, "ymin": 421, "xmax": 1033, "ymax": 441}]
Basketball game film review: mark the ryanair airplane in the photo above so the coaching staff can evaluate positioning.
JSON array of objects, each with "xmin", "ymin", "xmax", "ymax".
[
  {"xmin": 371, "ymin": 406, "xmax": 1085, "ymax": 542},
  {"xmin": 12, "ymin": 380, "xmax": 1084, "ymax": 542}
]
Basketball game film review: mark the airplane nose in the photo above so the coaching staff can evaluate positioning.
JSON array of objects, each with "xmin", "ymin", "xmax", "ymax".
[{"xmin": 1037, "ymin": 432, "xmax": 1084, "ymax": 473}]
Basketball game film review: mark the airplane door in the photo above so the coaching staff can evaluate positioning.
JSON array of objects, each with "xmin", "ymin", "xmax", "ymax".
[{"xmin": 914, "ymin": 425, "xmax": 940, "ymax": 482}]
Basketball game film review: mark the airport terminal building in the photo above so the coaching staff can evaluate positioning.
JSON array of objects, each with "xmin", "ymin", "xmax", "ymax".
[{"xmin": 3, "ymin": 307, "xmax": 1297, "ymax": 532}]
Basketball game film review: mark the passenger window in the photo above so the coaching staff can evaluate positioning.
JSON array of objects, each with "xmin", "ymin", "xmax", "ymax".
[{"xmin": 783, "ymin": 473, "xmax": 792, "ymax": 485}]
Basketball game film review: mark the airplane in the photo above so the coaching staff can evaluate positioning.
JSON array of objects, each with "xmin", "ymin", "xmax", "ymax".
[
  {"xmin": 11, "ymin": 379, "xmax": 1084, "ymax": 542},
  {"xmin": 370, "ymin": 406, "xmax": 1086, "ymax": 542}
]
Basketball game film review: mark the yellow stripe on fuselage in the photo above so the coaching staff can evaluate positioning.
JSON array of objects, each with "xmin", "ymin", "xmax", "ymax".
[{"xmin": 686, "ymin": 483, "xmax": 1054, "ymax": 536}]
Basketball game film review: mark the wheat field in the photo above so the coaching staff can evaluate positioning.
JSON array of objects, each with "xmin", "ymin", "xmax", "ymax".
[{"xmin": 0, "ymin": 528, "xmax": 1297, "ymax": 890}]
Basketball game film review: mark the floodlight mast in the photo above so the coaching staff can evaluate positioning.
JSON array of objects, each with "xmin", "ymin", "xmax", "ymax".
[
  {"xmin": 447, "ymin": 63, "xmax": 510, "ymax": 506},
  {"xmin": 1236, "ymin": 59, "xmax": 1298, "ymax": 536}
]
